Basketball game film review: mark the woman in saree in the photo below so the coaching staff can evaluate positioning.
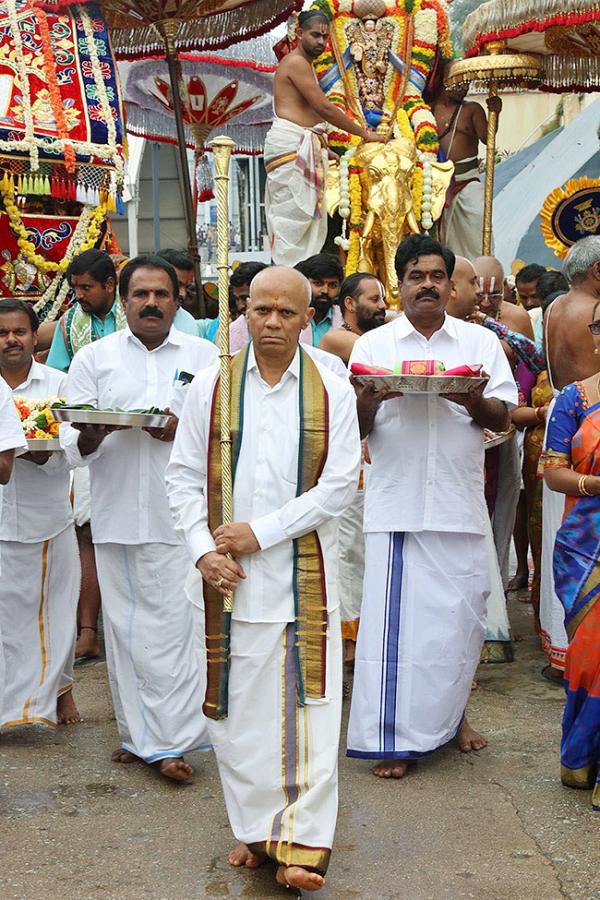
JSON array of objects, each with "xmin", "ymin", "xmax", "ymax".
[{"xmin": 544, "ymin": 303, "xmax": 600, "ymax": 810}]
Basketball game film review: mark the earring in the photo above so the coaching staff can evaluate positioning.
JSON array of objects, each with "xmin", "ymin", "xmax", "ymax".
[{"xmin": 595, "ymin": 348, "xmax": 599, "ymax": 355}]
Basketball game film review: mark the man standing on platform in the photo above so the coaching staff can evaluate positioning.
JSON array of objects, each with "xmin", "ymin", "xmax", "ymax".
[
  {"xmin": 61, "ymin": 254, "xmax": 218, "ymax": 780},
  {"xmin": 431, "ymin": 73, "xmax": 501, "ymax": 261},
  {"xmin": 166, "ymin": 266, "xmax": 360, "ymax": 892},
  {"xmin": 347, "ymin": 235, "xmax": 517, "ymax": 777},
  {"xmin": 266, "ymin": 9, "xmax": 385, "ymax": 266}
]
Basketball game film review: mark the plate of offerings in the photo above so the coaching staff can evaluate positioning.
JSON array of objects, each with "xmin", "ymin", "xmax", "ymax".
[
  {"xmin": 484, "ymin": 427, "xmax": 516, "ymax": 450},
  {"xmin": 350, "ymin": 362, "xmax": 488, "ymax": 396},
  {"xmin": 51, "ymin": 405, "xmax": 171, "ymax": 429},
  {"xmin": 25, "ymin": 438, "xmax": 62, "ymax": 451}
]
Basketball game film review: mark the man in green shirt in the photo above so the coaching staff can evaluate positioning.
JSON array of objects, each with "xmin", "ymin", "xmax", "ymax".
[
  {"xmin": 47, "ymin": 250, "xmax": 124, "ymax": 373},
  {"xmin": 294, "ymin": 253, "xmax": 344, "ymax": 346}
]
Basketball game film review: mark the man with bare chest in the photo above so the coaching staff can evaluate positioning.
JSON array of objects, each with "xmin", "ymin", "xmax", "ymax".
[
  {"xmin": 265, "ymin": 10, "xmax": 384, "ymax": 266},
  {"xmin": 431, "ymin": 77, "xmax": 501, "ymax": 259}
]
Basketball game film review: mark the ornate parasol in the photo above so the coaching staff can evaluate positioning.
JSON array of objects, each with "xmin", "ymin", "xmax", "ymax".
[
  {"xmin": 119, "ymin": 36, "xmax": 276, "ymax": 157},
  {"xmin": 100, "ymin": 0, "xmax": 300, "ymax": 312},
  {"xmin": 462, "ymin": 0, "xmax": 600, "ymax": 92},
  {"xmin": 445, "ymin": 44, "xmax": 543, "ymax": 255}
]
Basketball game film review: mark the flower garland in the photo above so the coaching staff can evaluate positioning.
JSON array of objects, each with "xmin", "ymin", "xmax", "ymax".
[
  {"xmin": 14, "ymin": 397, "xmax": 62, "ymax": 440},
  {"xmin": 36, "ymin": 7, "xmax": 76, "ymax": 174},
  {"xmin": 345, "ymin": 165, "xmax": 363, "ymax": 275},
  {"xmin": 418, "ymin": 150, "xmax": 433, "ymax": 230},
  {"xmin": 0, "ymin": 180, "xmax": 105, "ymax": 278},
  {"xmin": 334, "ymin": 147, "xmax": 355, "ymax": 251},
  {"xmin": 6, "ymin": 0, "xmax": 38, "ymax": 172},
  {"xmin": 312, "ymin": 0, "xmax": 449, "ymax": 156}
]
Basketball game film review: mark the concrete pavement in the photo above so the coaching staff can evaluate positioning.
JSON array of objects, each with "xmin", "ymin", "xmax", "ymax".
[{"xmin": 1, "ymin": 595, "xmax": 599, "ymax": 900}]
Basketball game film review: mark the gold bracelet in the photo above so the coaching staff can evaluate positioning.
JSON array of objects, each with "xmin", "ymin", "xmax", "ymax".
[{"xmin": 578, "ymin": 474, "xmax": 592, "ymax": 497}]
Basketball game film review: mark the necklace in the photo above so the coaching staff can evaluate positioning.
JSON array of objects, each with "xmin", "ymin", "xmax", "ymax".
[{"xmin": 342, "ymin": 321, "xmax": 357, "ymax": 334}]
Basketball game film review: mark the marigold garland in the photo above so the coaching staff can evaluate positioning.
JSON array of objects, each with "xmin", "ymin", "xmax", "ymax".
[
  {"xmin": 345, "ymin": 166, "xmax": 363, "ymax": 275},
  {"xmin": 36, "ymin": 7, "xmax": 76, "ymax": 174}
]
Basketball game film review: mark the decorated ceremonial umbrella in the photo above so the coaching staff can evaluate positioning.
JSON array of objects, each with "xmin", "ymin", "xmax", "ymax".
[
  {"xmin": 102, "ymin": 0, "xmax": 301, "ymax": 308},
  {"xmin": 0, "ymin": 0, "xmax": 126, "ymax": 317},
  {"xmin": 119, "ymin": 35, "xmax": 277, "ymax": 162},
  {"xmin": 448, "ymin": 0, "xmax": 600, "ymax": 256},
  {"xmin": 462, "ymin": 0, "xmax": 600, "ymax": 92}
]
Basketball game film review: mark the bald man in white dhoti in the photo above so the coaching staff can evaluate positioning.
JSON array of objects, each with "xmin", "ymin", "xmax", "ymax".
[{"xmin": 167, "ymin": 266, "xmax": 360, "ymax": 893}]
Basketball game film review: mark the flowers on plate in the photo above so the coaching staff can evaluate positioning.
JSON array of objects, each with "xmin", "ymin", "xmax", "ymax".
[{"xmin": 14, "ymin": 397, "xmax": 63, "ymax": 440}]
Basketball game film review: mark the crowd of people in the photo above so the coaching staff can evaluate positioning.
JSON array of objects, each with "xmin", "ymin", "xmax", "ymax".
[{"xmin": 0, "ymin": 232, "xmax": 599, "ymax": 893}]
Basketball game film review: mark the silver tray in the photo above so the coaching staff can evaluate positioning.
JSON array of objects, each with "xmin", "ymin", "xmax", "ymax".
[
  {"xmin": 352, "ymin": 374, "xmax": 488, "ymax": 394},
  {"xmin": 52, "ymin": 408, "xmax": 170, "ymax": 428},
  {"xmin": 484, "ymin": 428, "xmax": 516, "ymax": 450},
  {"xmin": 25, "ymin": 438, "xmax": 62, "ymax": 451}
]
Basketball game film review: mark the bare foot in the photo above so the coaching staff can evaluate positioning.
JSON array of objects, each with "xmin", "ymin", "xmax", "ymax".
[
  {"xmin": 111, "ymin": 748, "xmax": 137, "ymax": 764},
  {"xmin": 75, "ymin": 626, "xmax": 100, "ymax": 660},
  {"xmin": 471, "ymin": 679, "xmax": 478, "ymax": 691},
  {"xmin": 276, "ymin": 865, "xmax": 325, "ymax": 892},
  {"xmin": 372, "ymin": 760, "xmax": 410, "ymax": 778},
  {"xmin": 158, "ymin": 757, "xmax": 193, "ymax": 782},
  {"xmin": 507, "ymin": 571, "xmax": 529, "ymax": 592},
  {"xmin": 227, "ymin": 843, "xmax": 267, "ymax": 869},
  {"xmin": 457, "ymin": 719, "xmax": 487, "ymax": 753},
  {"xmin": 57, "ymin": 691, "xmax": 81, "ymax": 725}
]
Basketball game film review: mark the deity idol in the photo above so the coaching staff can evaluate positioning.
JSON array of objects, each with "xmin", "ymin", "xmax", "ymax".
[{"xmin": 313, "ymin": 0, "xmax": 454, "ymax": 304}]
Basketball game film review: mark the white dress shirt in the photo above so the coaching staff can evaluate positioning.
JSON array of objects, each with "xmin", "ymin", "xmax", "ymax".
[
  {"xmin": 166, "ymin": 344, "xmax": 361, "ymax": 623},
  {"xmin": 0, "ymin": 361, "xmax": 72, "ymax": 543},
  {"xmin": 350, "ymin": 313, "xmax": 517, "ymax": 536},
  {"xmin": 60, "ymin": 326, "xmax": 218, "ymax": 545},
  {"xmin": 0, "ymin": 375, "xmax": 28, "ymax": 567}
]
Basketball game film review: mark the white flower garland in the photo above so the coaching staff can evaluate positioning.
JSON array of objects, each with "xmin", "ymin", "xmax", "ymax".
[
  {"xmin": 334, "ymin": 147, "xmax": 355, "ymax": 252},
  {"xmin": 417, "ymin": 150, "xmax": 433, "ymax": 231},
  {"xmin": 33, "ymin": 205, "xmax": 96, "ymax": 316},
  {"xmin": 7, "ymin": 0, "xmax": 38, "ymax": 171}
]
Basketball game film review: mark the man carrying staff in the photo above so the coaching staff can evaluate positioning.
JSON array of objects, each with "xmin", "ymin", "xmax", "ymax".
[
  {"xmin": 0, "ymin": 299, "xmax": 80, "ymax": 729},
  {"xmin": 166, "ymin": 266, "xmax": 360, "ymax": 891},
  {"xmin": 266, "ymin": 9, "xmax": 385, "ymax": 266},
  {"xmin": 60, "ymin": 254, "xmax": 218, "ymax": 780},
  {"xmin": 347, "ymin": 235, "xmax": 517, "ymax": 777}
]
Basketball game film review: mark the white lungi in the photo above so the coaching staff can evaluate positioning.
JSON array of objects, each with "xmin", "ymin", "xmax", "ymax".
[
  {"xmin": 441, "ymin": 161, "xmax": 488, "ymax": 261},
  {"xmin": 72, "ymin": 466, "xmax": 91, "ymax": 527},
  {"xmin": 198, "ymin": 605, "xmax": 342, "ymax": 874},
  {"xmin": 0, "ymin": 525, "xmax": 79, "ymax": 728},
  {"xmin": 264, "ymin": 116, "xmax": 328, "ymax": 267},
  {"xmin": 491, "ymin": 436, "xmax": 521, "ymax": 589},
  {"xmin": 338, "ymin": 489, "xmax": 365, "ymax": 637},
  {"xmin": 539, "ymin": 395, "xmax": 568, "ymax": 670},
  {"xmin": 482, "ymin": 516, "xmax": 513, "ymax": 661},
  {"xmin": 95, "ymin": 542, "xmax": 209, "ymax": 761},
  {"xmin": 348, "ymin": 531, "xmax": 489, "ymax": 758}
]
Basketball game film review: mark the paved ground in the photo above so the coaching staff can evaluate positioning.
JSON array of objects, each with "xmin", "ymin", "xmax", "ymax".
[{"xmin": 2, "ymin": 593, "xmax": 599, "ymax": 900}]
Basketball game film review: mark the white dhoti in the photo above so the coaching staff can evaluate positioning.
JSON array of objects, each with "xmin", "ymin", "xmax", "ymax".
[
  {"xmin": 199, "ymin": 605, "xmax": 342, "ymax": 875},
  {"xmin": 440, "ymin": 158, "xmax": 487, "ymax": 261},
  {"xmin": 539, "ymin": 396, "xmax": 568, "ymax": 671},
  {"xmin": 347, "ymin": 531, "xmax": 489, "ymax": 759},
  {"xmin": 95, "ymin": 542, "xmax": 209, "ymax": 761},
  {"xmin": 491, "ymin": 435, "xmax": 521, "ymax": 589},
  {"xmin": 264, "ymin": 116, "xmax": 328, "ymax": 267},
  {"xmin": 0, "ymin": 525, "xmax": 79, "ymax": 728},
  {"xmin": 72, "ymin": 466, "xmax": 91, "ymax": 527},
  {"xmin": 482, "ymin": 516, "xmax": 513, "ymax": 663},
  {"xmin": 338, "ymin": 489, "xmax": 365, "ymax": 642}
]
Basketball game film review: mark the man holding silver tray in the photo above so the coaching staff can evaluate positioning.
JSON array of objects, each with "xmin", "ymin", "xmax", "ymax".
[
  {"xmin": 347, "ymin": 234, "xmax": 517, "ymax": 778},
  {"xmin": 60, "ymin": 255, "xmax": 218, "ymax": 782}
]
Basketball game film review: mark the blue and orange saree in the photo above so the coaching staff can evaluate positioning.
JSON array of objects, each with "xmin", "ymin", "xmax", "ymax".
[{"xmin": 546, "ymin": 381, "xmax": 600, "ymax": 810}]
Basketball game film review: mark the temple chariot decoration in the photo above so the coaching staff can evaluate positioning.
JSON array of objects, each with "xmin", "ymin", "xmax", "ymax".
[
  {"xmin": 0, "ymin": 0, "xmax": 126, "ymax": 319},
  {"xmin": 310, "ymin": 0, "xmax": 455, "ymax": 306}
]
